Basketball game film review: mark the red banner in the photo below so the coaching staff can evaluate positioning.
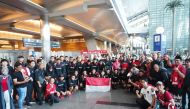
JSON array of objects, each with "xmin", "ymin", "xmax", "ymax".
[{"xmin": 81, "ymin": 50, "xmax": 108, "ymax": 55}]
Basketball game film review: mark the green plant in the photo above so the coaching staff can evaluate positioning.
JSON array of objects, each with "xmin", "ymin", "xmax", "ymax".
[{"xmin": 165, "ymin": 0, "xmax": 184, "ymax": 56}]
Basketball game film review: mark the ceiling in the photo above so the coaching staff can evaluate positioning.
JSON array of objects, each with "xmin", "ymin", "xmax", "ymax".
[
  {"xmin": 0, "ymin": 0, "xmax": 148, "ymax": 49},
  {"xmin": 113, "ymin": 0, "xmax": 149, "ymax": 34}
]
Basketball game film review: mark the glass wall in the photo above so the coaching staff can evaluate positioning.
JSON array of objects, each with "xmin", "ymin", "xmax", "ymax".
[{"xmin": 149, "ymin": 0, "xmax": 190, "ymax": 54}]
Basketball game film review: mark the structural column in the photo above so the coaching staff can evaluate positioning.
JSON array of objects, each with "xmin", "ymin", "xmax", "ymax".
[
  {"xmin": 108, "ymin": 42, "xmax": 112, "ymax": 52},
  {"xmin": 104, "ymin": 41, "xmax": 107, "ymax": 50},
  {"xmin": 83, "ymin": 35, "xmax": 98, "ymax": 50},
  {"xmin": 41, "ymin": 14, "xmax": 51, "ymax": 63}
]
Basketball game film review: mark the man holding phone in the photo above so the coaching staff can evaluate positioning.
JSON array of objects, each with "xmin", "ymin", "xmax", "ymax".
[{"xmin": 13, "ymin": 63, "xmax": 30, "ymax": 109}]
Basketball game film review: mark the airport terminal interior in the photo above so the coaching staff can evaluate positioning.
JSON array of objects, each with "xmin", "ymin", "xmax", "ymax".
[{"xmin": 0, "ymin": 0, "xmax": 189, "ymax": 109}]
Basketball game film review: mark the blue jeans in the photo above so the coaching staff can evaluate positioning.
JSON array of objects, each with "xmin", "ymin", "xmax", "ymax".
[{"xmin": 17, "ymin": 87, "xmax": 27, "ymax": 109}]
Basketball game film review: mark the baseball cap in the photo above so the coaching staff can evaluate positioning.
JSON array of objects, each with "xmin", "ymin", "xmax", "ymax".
[{"xmin": 156, "ymin": 81, "xmax": 163, "ymax": 86}]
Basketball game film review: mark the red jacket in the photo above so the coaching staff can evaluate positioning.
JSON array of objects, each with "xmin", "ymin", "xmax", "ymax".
[{"xmin": 45, "ymin": 83, "xmax": 56, "ymax": 97}]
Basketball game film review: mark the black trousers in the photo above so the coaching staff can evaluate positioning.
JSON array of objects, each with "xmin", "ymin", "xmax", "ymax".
[
  {"xmin": 25, "ymin": 82, "xmax": 33, "ymax": 104},
  {"xmin": 13, "ymin": 87, "xmax": 18, "ymax": 101},
  {"xmin": 182, "ymin": 89, "xmax": 190, "ymax": 109},
  {"xmin": 45, "ymin": 94, "xmax": 59, "ymax": 105},
  {"xmin": 136, "ymin": 98, "xmax": 150, "ymax": 109},
  {"xmin": 36, "ymin": 83, "xmax": 45, "ymax": 104}
]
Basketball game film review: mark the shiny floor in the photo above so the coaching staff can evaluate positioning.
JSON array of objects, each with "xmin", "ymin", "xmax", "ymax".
[{"xmin": 30, "ymin": 90, "xmax": 139, "ymax": 109}]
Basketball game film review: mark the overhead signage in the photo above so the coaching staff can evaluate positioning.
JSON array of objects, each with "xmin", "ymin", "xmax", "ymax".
[{"xmin": 23, "ymin": 38, "xmax": 60, "ymax": 48}]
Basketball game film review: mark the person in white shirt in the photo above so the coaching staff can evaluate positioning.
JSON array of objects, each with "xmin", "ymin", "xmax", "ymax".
[{"xmin": 136, "ymin": 77, "xmax": 156, "ymax": 109}]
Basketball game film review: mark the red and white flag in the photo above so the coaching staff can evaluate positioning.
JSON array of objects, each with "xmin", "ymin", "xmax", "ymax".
[{"xmin": 86, "ymin": 77, "xmax": 111, "ymax": 92}]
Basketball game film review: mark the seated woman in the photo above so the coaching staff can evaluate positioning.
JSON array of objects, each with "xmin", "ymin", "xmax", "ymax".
[
  {"xmin": 45, "ymin": 78, "xmax": 60, "ymax": 105},
  {"xmin": 56, "ymin": 75, "xmax": 71, "ymax": 99},
  {"xmin": 69, "ymin": 75, "xmax": 79, "ymax": 93},
  {"xmin": 155, "ymin": 81, "xmax": 176, "ymax": 109}
]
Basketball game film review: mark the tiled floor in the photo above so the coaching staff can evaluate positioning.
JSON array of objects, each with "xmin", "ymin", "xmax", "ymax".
[{"xmin": 30, "ymin": 90, "xmax": 139, "ymax": 109}]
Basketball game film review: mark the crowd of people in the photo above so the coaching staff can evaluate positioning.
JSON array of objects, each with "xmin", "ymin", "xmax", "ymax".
[{"xmin": 0, "ymin": 53, "xmax": 190, "ymax": 109}]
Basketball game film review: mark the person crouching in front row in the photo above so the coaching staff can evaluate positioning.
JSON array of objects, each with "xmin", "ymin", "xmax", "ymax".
[
  {"xmin": 155, "ymin": 81, "xmax": 176, "ymax": 109},
  {"xmin": 45, "ymin": 78, "xmax": 60, "ymax": 106},
  {"xmin": 56, "ymin": 74, "xmax": 71, "ymax": 99},
  {"xmin": 136, "ymin": 77, "xmax": 156, "ymax": 109},
  {"xmin": 69, "ymin": 75, "xmax": 79, "ymax": 93}
]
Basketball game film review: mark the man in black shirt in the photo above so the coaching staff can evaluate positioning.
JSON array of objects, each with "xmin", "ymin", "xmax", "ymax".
[
  {"xmin": 35, "ymin": 63, "xmax": 46, "ymax": 105},
  {"xmin": 69, "ymin": 75, "xmax": 79, "ymax": 93},
  {"xmin": 182, "ymin": 58, "xmax": 190, "ymax": 109},
  {"xmin": 60, "ymin": 56, "xmax": 67, "ymax": 78},
  {"xmin": 149, "ymin": 64, "xmax": 169, "ymax": 87},
  {"xmin": 162, "ymin": 54, "xmax": 172, "ymax": 74},
  {"xmin": 85, "ymin": 60, "xmax": 92, "ymax": 74},
  {"xmin": 91, "ymin": 59, "xmax": 99, "ymax": 72},
  {"xmin": 25, "ymin": 60, "xmax": 36, "ymax": 106},
  {"xmin": 56, "ymin": 75, "xmax": 71, "ymax": 97},
  {"xmin": 112, "ymin": 69, "xmax": 120, "ymax": 89},
  {"xmin": 98, "ymin": 60, "xmax": 105, "ymax": 72},
  {"xmin": 46, "ymin": 56, "xmax": 55, "ymax": 71},
  {"xmin": 12, "ymin": 63, "xmax": 29, "ymax": 109},
  {"xmin": 150, "ymin": 53, "xmax": 162, "ymax": 73},
  {"xmin": 55, "ymin": 58, "xmax": 63, "ymax": 78},
  {"xmin": 68, "ymin": 59, "xmax": 77, "ymax": 76},
  {"xmin": 14, "ymin": 56, "xmax": 27, "ymax": 67},
  {"xmin": 104, "ymin": 58, "xmax": 112, "ymax": 71},
  {"xmin": 76, "ymin": 60, "xmax": 85, "ymax": 76}
]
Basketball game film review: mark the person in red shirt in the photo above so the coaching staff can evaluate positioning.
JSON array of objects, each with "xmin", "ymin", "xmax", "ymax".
[
  {"xmin": 45, "ymin": 78, "xmax": 60, "ymax": 105},
  {"xmin": 121, "ymin": 62, "xmax": 128, "ymax": 71},
  {"xmin": 170, "ymin": 55, "xmax": 186, "ymax": 108},
  {"xmin": 156, "ymin": 81, "xmax": 176, "ymax": 109}
]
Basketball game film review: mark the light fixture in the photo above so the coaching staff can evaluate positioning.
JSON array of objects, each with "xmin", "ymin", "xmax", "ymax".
[
  {"xmin": 156, "ymin": 27, "xmax": 164, "ymax": 34},
  {"xmin": 0, "ymin": 30, "xmax": 33, "ymax": 40},
  {"xmin": 0, "ymin": 40, "xmax": 10, "ymax": 44},
  {"xmin": 1, "ymin": 45, "xmax": 13, "ymax": 48}
]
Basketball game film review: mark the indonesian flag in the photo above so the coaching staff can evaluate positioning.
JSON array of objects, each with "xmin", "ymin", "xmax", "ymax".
[{"xmin": 86, "ymin": 77, "xmax": 111, "ymax": 92}]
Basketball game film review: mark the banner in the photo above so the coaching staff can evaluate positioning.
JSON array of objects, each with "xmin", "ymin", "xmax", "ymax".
[
  {"xmin": 153, "ymin": 34, "xmax": 161, "ymax": 51},
  {"xmin": 81, "ymin": 50, "xmax": 108, "ymax": 55},
  {"xmin": 86, "ymin": 77, "xmax": 111, "ymax": 92}
]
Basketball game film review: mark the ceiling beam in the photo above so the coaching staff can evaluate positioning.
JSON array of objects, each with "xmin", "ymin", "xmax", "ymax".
[
  {"xmin": 0, "ymin": 0, "xmax": 47, "ymax": 15},
  {"xmin": 52, "ymin": 17, "xmax": 94, "ymax": 35},
  {"xmin": 19, "ymin": 0, "xmax": 48, "ymax": 13},
  {"xmin": 0, "ymin": 15, "xmax": 39, "ymax": 25},
  {"xmin": 48, "ymin": 0, "xmax": 88, "ymax": 17}
]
